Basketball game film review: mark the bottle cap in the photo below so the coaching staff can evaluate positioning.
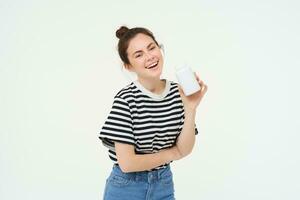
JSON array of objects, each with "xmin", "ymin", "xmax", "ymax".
[{"xmin": 175, "ymin": 61, "xmax": 188, "ymax": 71}]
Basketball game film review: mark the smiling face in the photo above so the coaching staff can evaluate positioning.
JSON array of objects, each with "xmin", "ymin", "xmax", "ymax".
[{"xmin": 125, "ymin": 33, "xmax": 164, "ymax": 81}]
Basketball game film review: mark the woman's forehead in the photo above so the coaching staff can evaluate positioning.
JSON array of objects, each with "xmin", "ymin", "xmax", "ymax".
[{"xmin": 127, "ymin": 34, "xmax": 155, "ymax": 53}]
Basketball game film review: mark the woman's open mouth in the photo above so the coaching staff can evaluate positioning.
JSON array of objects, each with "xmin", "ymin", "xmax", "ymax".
[{"xmin": 146, "ymin": 61, "xmax": 159, "ymax": 70}]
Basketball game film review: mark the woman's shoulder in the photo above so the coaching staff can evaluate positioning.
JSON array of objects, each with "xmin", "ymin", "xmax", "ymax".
[{"xmin": 114, "ymin": 82, "xmax": 135, "ymax": 100}]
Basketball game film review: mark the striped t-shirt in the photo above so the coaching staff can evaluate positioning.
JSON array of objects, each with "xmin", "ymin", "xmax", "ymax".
[{"xmin": 98, "ymin": 79, "xmax": 198, "ymax": 171}]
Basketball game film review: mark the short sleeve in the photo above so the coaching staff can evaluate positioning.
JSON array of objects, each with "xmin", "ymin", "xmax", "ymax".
[{"xmin": 98, "ymin": 96, "xmax": 135, "ymax": 149}]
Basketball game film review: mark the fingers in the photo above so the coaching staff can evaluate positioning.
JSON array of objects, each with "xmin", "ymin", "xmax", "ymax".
[
  {"xmin": 193, "ymin": 72, "xmax": 208, "ymax": 94},
  {"xmin": 200, "ymin": 81, "xmax": 208, "ymax": 95},
  {"xmin": 194, "ymin": 72, "xmax": 200, "ymax": 81},
  {"xmin": 199, "ymin": 81, "xmax": 207, "ymax": 94}
]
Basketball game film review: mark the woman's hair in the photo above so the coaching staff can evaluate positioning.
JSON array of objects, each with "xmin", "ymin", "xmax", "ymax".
[{"xmin": 116, "ymin": 26, "xmax": 160, "ymax": 64}]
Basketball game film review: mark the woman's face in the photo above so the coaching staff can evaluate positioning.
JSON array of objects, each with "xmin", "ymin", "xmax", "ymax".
[{"xmin": 125, "ymin": 33, "xmax": 163, "ymax": 81}]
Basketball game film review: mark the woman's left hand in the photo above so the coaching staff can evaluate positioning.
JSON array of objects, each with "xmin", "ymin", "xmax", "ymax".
[{"xmin": 178, "ymin": 72, "xmax": 208, "ymax": 112}]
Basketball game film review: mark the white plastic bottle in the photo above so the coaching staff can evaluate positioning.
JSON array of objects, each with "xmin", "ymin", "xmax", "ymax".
[{"xmin": 176, "ymin": 65, "xmax": 201, "ymax": 96}]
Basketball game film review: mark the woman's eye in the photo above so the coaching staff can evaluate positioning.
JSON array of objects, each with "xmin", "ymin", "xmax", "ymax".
[
  {"xmin": 150, "ymin": 46, "xmax": 156, "ymax": 50},
  {"xmin": 135, "ymin": 54, "xmax": 141, "ymax": 58}
]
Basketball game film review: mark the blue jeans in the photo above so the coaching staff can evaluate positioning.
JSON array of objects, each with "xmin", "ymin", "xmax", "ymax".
[{"xmin": 103, "ymin": 164, "xmax": 175, "ymax": 200}]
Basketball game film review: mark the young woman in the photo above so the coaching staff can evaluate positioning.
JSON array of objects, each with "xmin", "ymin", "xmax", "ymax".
[{"xmin": 98, "ymin": 26, "xmax": 208, "ymax": 200}]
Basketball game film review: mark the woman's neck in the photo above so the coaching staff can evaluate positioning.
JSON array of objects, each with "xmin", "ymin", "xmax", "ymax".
[{"xmin": 137, "ymin": 78, "xmax": 166, "ymax": 95}]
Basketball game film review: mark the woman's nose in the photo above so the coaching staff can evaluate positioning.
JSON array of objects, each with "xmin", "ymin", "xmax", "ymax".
[{"xmin": 145, "ymin": 52, "xmax": 154, "ymax": 61}]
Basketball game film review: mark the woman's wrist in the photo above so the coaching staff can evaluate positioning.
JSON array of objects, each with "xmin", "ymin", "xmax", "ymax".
[{"xmin": 184, "ymin": 107, "xmax": 196, "ymax": 119}]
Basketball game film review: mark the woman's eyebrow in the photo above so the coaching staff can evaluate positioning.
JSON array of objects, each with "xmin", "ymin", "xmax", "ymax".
[{"xmin": 132, "ymin": 42, "xmax": 155, "ymax": 56}]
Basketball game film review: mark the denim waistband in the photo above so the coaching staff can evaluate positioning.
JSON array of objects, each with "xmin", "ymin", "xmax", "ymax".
[{"xmin": 111, "ymin": 164, "xmax": 172, "ymax": 183}]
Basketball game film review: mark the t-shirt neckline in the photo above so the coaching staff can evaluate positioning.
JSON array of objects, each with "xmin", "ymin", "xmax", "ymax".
[{"xmin": 133, "ymin": 79, "xmax": 171, "ymax": 100}]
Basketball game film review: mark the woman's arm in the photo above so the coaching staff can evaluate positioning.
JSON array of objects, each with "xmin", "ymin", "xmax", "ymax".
[
  {"xmin": 115, "ymin": 142, "xmax": 182, "ymax": 173},
  {"xmin": 175, "ymin": 109, "xmax": 197, "ymax": 158},
  {"xmin": 176, "ymin": 73, "xmax": 208, "ymax": 158}
]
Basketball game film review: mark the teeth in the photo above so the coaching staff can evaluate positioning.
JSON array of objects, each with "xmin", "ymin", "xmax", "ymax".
[
  {"xmin": 147, "ymin": 61, "xmax": 158, "ymax": 69},
  {"xmin": 150, "ymin": 62, "xmax": 157, "ymax": 67}
]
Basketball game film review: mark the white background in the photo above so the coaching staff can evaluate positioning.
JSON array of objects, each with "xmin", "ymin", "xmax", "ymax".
[{"xmin": 1, "ymin": 0, "xmax": 299, "ymax": 199}]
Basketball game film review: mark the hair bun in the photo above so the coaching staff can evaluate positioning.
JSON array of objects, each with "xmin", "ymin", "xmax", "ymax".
[{"xmin": 116, "ymin": 26, "xmax": 129, "ymax": 39}]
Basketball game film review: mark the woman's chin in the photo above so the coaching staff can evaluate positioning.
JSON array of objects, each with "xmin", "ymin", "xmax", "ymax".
[
  {"xmin": 149, "ymin": 68, "xmax": 162, "ymax": 78},
  {"xmin": 140, "ymin": 65, "xmax": 163, "ymax": 80}
]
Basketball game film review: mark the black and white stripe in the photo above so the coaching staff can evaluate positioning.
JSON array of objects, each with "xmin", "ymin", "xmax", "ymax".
[{"xmin": 99, "ymin": 80, "xmax": 198, "ymax": 171}]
